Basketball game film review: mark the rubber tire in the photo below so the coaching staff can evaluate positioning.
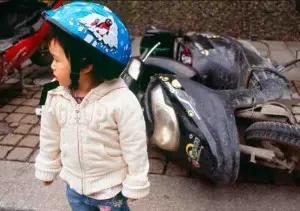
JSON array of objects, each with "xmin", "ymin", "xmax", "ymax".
[{"xmin": 245, "ymin": 121, "xmax": 300, "ymax": 147}]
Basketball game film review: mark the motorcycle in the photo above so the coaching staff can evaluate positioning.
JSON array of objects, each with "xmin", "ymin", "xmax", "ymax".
[
  {"xmin": 0, "ymin": 0, "xmax": 63, "ymax": 92},
  {"xmin": 139, "ymin": 28, "xmax": 300, "ymax": 177},
  {"xmin": 121, "ymin": 43, "xmax": 300, "ymax": 184}
]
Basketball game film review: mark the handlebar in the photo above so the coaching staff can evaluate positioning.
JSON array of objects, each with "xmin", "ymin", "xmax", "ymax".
[{"xmin": 140, "ymin": 42, "xmax": 161, "ymax": 62}]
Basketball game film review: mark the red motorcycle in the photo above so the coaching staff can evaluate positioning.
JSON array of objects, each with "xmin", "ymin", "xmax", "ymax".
[{"xmin": 0, "ymin": 0, "xmax": 63, "ymax": 91}]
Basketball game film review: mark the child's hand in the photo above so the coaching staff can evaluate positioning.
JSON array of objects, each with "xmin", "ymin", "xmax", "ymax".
[
  {"xmin": 128, "ymin": 198, "xmax": 137, "ymax": 203},
  {"xmin": 43, "ymin": 181, "xmax": 53, "ymax": 186}
]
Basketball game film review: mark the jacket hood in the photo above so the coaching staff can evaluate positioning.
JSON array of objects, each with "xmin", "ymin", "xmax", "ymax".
[{"xmin": 48, "ymin": 78, "xmax": 127, "ymax": 104}]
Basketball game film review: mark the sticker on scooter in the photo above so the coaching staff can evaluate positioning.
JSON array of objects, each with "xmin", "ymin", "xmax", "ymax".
[
  {"xmin": 185, "ymin": 137, "xmax": 204, "ymax": 168},
  {"xmin": 160, "ymin": 76, "xmax": 169, "ymax": 82},
  {"xmin": 171, "ymin": 79, "xmax": 182, "ymax": 89},
  {"xmin": 201, "ymin": 49, "xmax": 209, "ymax": 56},
  {"xmin": 188, "ymin": 110, "xmax": 194, "ymax": 117}
]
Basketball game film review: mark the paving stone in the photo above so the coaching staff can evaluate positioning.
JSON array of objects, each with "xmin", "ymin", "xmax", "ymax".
[
  {"xmin": 285, "ymin": 41, "xmax": 300, "ymax": 57},
  {"xmin": 0, "ymin": 122, "xmax": 12, "ymax": 136},
  {"xmin": 14, "ymin": 124, "xmax": 33, "ymax": 135},
  {"xmin": 22, "ymin": 99, "xmax": 39, "ymax": 107},
  {"xmin": 1, "ymin": 134, "xmax": 23, "ymax": 145},
  {"xmin": 269, "ymin": 49, "xmax": 295, "ymax": 68},
  {"xmin": 18, "ymin": 135, "xmax": 39, "ymax": 147},
  {"xmin": 8, "ymin": 98, "xmax": 26, "ymax": 105},
  {"xmin": 29, "ymin": 125, "xmax": 40, "ymax": 135},
  {"xmin": 264, "ymin": 41, "xmax": 287, "ymax": 50},
  {"xmin": 6, "ymin": 147, "xmax": 33, "ymax": 161},
  {"xmin": 0, "ymin": 112, "xmax": 8, "ymax": 121},
  {"xmin": 33, "ymin": 91, "xmax": 42, "ymax": 99},
  {"xmin": 9, "ymin": 122, "xmax": 19, "ymax": 127},
  {"xmin": 0, "ymin": 105, "xmax": 17, "ymax": 113},
  {"xmin": 165, "ymin": 161, "xmax": 189, "ymax": 177},
  {"xmin": 5, "ymin": 113, "xmax": 26, "ymax": 123},
  {"xmin": 249, "ymin": 41, "xmax": 269, "ymax": 53},
  {"xmin": 21, "ymin": 91, "xmax": 35, "ymax": 99},
  {"xmin": 283, "ymin": 67, "xmax": 300, "ymax": 81},
  {"xmin": 149, "ymin": 158, "xmax": 165, "ymax": 174},
  {"xmin": 292, "ymin": 106, "xmax": 300, "ymax": 114},
  {"xmin": 26, "ymin": 86, "xmax": 42, "ymax": 92},
  {"xmin": 20, "ymin": 115, "xmax": 39, "ymax": 124},
  {"xmin": 29, "ymin": 149, "xmax": 39, "ymax": 163},
  {"xmin": 0, "ymin": 146, "xmax": 13, "ymax": 159},
  {"xmin": 15, "ymin": 106, "xmax": 35, "ymax": 114},
  {"xmin": 295, "ymin": 115, "xmax": 300, "ymax": 123}
]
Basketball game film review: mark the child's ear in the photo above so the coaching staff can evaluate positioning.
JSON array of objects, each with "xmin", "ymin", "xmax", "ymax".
[{"xmin": 81, "ymin": 64, "xmax": 94, "ymax": 74}]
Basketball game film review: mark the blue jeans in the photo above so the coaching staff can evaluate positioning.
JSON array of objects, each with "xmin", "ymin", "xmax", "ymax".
[{"xmin": 66, "ymin": 185, "xmax": 130, "ymax": 211}]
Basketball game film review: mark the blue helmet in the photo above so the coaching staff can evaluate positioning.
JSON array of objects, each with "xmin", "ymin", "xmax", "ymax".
[{"xmin": 43, "ymin": 1, "xmax": 131, "ymax": 66}]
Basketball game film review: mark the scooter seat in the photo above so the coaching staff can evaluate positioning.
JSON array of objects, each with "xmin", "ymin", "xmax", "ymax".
[{"xmin": 145, "ymin": 57, "xmax": 196, "ymax": 77}]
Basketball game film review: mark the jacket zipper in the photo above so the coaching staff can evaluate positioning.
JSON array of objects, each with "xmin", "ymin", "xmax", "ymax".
[{"xmin": 75, "ymin": 106, "xmax": 84, "ymax": 194}]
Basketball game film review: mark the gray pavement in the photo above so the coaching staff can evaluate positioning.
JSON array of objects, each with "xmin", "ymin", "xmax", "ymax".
[
  {"xmin": 0, "ymin": 38, "xmax": 300, "ymax": 211},
  {"xmin": 1, "ymin": 161, "xmax": 300, "ymax": 211}
]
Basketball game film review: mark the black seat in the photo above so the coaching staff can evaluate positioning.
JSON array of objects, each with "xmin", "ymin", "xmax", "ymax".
[
  {"xmin": 145, "ymin": 57, "xmax": 197, "ymax": 78},
  {"xmin": 139, "ymin": 56, "xmax": 203, "ymax": 92}
]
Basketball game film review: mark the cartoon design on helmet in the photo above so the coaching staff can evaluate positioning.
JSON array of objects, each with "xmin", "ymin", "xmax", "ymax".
[
  {"xmin": 79, "ymin": 14, "xmax": 118, "ymax": 48},
  {"xmin": 43, "ymin": 2, "xmax": 131, "ymax": 65}
]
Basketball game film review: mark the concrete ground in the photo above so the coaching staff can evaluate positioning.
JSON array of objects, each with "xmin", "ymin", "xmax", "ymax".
[
  {"xmin": 1, "ymin": 161, "xmax": 300, "ymax": 211},
  {"xmin": 0, "ymin": 38, "xmax": 300, "ymax": 211}
]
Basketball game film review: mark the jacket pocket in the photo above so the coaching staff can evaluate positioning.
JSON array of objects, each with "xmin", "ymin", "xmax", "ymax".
[{"xmin": 82, "ymin": 144, "xmax": 119, "ymax": 175}]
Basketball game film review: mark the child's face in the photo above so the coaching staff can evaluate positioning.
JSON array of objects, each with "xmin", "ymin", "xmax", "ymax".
[{"xmin": 49, "ymin": 39, "xmax": 72, "ymax": 87}]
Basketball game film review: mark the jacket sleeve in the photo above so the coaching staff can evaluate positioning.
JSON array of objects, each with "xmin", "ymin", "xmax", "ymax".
[
  {"xmin": 118, "ymin": 90, "xmax": 150, "ymax": 199},
  {"xmin": 35, "ymin": 95, "xmax": 61, "ymax": 182}
]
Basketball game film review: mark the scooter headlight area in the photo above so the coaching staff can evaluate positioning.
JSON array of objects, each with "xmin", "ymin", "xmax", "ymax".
[{"xmin": 146, "ymin": 74, "xmax": 240, "ymax": 184}]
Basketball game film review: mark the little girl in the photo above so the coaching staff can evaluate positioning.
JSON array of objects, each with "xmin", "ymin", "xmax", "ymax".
[{"xmin": 35, "ymin": 2, "xmax": 150, "ymax": 211}]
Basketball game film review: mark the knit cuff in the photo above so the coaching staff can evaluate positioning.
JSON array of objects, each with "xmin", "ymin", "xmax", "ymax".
[
  {"xmin": 35, "ymin": 169, "xmax": 58, "ymax": 182},
  {"xmin": 122, "ymin": 181, "xmax": 150, "ymax": 199}
]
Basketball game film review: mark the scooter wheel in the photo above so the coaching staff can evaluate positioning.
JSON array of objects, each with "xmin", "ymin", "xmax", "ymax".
[{"xmin": 245, "ymin": 121, "xmax": 300, "ymax": 148}]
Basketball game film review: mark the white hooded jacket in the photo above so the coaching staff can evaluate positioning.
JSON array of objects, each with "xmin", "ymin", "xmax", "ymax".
[{"xmin": 35, "ymin": 78, "xmax": 150, "ymax": 199}]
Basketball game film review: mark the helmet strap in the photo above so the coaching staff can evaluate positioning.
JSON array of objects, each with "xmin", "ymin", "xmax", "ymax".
[{"xmin": 69, "ymin": 51, "xmax": 80, "ymax": 90}]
